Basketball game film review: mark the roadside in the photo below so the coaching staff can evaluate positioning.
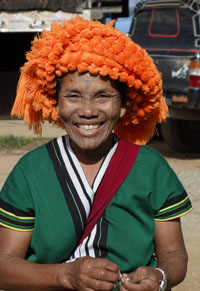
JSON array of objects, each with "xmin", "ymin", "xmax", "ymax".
[
  {"xmin": 0, "ymin": 118, "xmax": 65, "ymax": 189},
  {"xmin": 0, "ymin": 118, "xmax": 65, "ymax": 138},
  {"xmin": 0, "ymin": 119, "xmax": 200, "ymax": 290}
]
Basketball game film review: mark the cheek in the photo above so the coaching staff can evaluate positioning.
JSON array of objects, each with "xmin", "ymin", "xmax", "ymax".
[
  {"xmin": 105, "ymin": 102, "xmax": 122, "ymax": 120},
  {"xmin": 58, "ymin": 105, "xmax": 68, "ymax": 118},
  {"xmin": 58, "ymin": 101, "xmax": 73, "ymax": 121}
]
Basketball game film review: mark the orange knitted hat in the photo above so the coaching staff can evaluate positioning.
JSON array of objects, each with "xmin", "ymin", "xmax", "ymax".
[{"xmin": 11, "ymin": 16, "xmax": 168, "ymax": 145}]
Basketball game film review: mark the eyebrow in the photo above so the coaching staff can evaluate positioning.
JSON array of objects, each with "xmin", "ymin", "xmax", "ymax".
[
  {"xmin": 62, "ymin": 89, "xmax": 81, "ymax": 94},
  {"xmin": 62, "ymin": 88, "xmax": 118, "ymax": 95},
  {"xmin": 94, "ymin": 89, "xmax": 119, "ymax": 95}
]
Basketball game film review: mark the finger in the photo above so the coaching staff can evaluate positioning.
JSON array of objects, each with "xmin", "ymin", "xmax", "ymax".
[
  {"xmin": 70, "ymin": 257, "xmax": 120, "ymax": 290},
  {"xmin": 77, "ymin": 257, "xmax": 119, "ymax": 276},
  {"xmin": 71, "ymin": 273, "xmax": 117, "ymax": 291},
  {"xmin": 94, "ymin": 258, "xmax": 120, "ymax": 272},
  {"xmin": 119, "ymin": 282, "xmax": 129, "ymax": 291},
  {"xmin": 126, "ymin": 272, "xmax": 141, "ymax": 283},
  {"xmin": 121, "ymin": 276, "xmax": 154, "ymax": 291},
  {"xmin": 86, "ymin": 277, "xmax": 117, "ymax": 291},
  {"xmin": 91, "ymin": 267, "xmax": 120, "ymax": 283}
]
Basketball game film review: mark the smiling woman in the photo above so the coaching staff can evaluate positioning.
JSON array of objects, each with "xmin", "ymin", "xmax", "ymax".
[
  {"xmin": 57, "ymin": 72, "xmax": 126, "ymax": 164},
  {"xmin": 0, "ymin": 16, "xmax": 192, "ymax": 291}
]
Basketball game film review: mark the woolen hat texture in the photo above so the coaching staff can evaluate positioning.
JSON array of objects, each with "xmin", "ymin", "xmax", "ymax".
[{"xmin": 11, "ymin": 16, "xmax": 168, "ymax": 145}]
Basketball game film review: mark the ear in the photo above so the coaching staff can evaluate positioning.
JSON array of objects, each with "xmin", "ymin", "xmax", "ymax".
[{"xmin": 120, "ymin": 107, "xmax": 126, "ymax": 118}]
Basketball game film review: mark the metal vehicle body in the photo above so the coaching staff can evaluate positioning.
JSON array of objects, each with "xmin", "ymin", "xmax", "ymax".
[{"xmin": 130, "ymin": 0, "xmax": 200, "ymax": 151}]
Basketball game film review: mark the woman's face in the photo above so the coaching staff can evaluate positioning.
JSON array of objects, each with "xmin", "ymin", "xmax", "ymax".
[{"xmin": 57, "ymin": 71, "xmax": 126, "ymax": 157}]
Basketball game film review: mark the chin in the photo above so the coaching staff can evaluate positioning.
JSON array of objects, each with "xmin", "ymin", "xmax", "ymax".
[
  {"xmin": 72, "ymin": 135, "xmax": 108, "ymax": 151},
  {"xmin": 78, "ymin": 141, "xmax": 103, "ymax": 151}
]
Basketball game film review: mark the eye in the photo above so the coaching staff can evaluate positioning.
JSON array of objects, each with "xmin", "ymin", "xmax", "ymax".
[
  {"xmin": 68, "ymin": 93, "xmax": 80, "ymax": 97},
  {"xmin": 95, "ymin": 93, "xmax": 118, "ymax": 102},
  {"xmin": 63, "ymin": 94, "xmax": 81, "ymax": 101},
  {"xmin": 97, "ymin": 93, "xmax": 112, "ymax": 99}
]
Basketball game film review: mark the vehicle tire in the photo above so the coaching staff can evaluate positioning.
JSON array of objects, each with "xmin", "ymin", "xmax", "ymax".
[{"xmin": 161, "ymin": 118, "xmax": 200, "ymax": 152}]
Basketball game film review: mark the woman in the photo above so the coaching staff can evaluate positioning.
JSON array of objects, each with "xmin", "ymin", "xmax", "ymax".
[{"xmin": 0, "ymin": 17, "xmax": 192, "ymax": 290}]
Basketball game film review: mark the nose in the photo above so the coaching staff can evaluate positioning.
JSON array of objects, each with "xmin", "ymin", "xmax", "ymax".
[{"xmin": 78, "ymin": 98, "xmax": 98, "ymax": 118}]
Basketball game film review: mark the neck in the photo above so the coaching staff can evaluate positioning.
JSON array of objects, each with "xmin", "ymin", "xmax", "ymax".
[{"xmin": 70, "ymin": 137, "xmax": 113, "ymax": 165}]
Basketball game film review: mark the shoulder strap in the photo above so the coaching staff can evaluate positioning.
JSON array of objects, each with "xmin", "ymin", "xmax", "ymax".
[{"xmin": 77, "ymin": 140, "xmax": 140, "ymax": 246}]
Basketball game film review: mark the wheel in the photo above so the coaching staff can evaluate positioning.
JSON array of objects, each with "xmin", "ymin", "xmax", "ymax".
[{"xmin": 160, "ymin": 118, "xmax": 200, "ymax": 152}]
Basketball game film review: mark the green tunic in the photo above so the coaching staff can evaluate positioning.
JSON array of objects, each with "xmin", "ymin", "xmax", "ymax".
[{"xmin": 0, "ymin": 137, "xmax": 192, "ymax": 273}]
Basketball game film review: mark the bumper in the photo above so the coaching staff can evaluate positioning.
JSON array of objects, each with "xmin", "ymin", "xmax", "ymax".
[{"xmin": 164, "ymin": 89, "xmax": 200, "ymax": 120}]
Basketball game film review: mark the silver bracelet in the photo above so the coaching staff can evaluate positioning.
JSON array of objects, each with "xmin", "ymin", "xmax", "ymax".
[
  {"xmin": 155, "ymin": 268, "xmax": 167, "ymax": 280},
  {"xmin": 155, "ymin": 268, "xmax": 167, "ymax": 291}
]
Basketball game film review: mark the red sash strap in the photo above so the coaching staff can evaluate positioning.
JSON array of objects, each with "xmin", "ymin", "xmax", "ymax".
[{"xmin": 77, "ymin": 139, "xmax": 140, "ymax": 246}]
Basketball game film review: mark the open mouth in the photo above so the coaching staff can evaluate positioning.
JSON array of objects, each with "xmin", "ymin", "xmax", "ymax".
[{"xmin": 76, "ymin": 123, "xmax": 104, "ymax": 132}]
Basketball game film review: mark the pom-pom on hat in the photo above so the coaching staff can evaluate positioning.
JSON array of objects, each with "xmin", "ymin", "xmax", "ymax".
[{"xmin": 11, "ymin": 16, "xmax": 168, "ymax": 145}]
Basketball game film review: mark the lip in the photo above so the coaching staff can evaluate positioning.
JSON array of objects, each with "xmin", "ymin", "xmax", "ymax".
[{"xmin": 74, "ymin": 122, "xmax": 105, "ymax": 136}]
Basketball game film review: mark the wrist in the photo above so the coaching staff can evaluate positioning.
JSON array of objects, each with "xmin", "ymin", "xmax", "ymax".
[
  {"xmin": 59, "ymin": 262, "xmax": 75, "ymax": 290},
  {"xmin": 155, "ymin": 268, "xmax": 167, "ymax": 291}
]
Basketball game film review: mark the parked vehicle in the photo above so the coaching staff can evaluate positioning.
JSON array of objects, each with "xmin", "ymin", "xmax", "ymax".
[{"xmin": 130, "ymin": 0, "xmax": 200, "ymax": 151}]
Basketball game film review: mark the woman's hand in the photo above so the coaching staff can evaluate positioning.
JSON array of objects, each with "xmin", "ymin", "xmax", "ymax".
[
  {"xmin": 0, "ymin": 227, "xmax": 119, "ymax": 290},
  {"xmin": 64, "ymin": 256, "xmax": 120, "ymax": 291},
  {"xmin": 119, "ymin": 266, "xmax": 161, "ymax": 291}
]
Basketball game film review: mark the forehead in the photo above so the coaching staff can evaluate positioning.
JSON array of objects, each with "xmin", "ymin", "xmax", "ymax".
[{"xmin": 60, "ymin": 71, "xmax": 119, "ymax": 92}]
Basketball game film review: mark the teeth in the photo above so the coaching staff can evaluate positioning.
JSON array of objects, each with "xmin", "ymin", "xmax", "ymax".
[{"xmin": 78, "ymin": 124, "xmax": 100, "ymax": 130}]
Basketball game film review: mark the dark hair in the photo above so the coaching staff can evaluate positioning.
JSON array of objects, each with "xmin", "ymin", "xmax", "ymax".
[
  {"xmin": 114, "ymin": 79, "xmax": 127, "ymax": 107},
  {"xmin": 55, "ymin": 77, "xmax": 61, "ymax": 101}
]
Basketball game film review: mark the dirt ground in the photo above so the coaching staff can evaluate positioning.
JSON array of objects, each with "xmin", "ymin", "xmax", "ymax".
[{"xmin": 0, "ymin": 120, "xmax": 199, "ymax": 290}]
